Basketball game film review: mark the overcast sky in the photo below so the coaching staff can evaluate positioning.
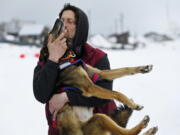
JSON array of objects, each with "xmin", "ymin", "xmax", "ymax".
[{"xmin": 1, "ymin": 0, "xmax": 180, "ymax": 36}]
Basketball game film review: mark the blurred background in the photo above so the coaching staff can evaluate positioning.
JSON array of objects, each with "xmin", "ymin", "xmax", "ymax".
[{"xmin": 0, "ymin": 0, "xmax": 180, "ymax": 135}]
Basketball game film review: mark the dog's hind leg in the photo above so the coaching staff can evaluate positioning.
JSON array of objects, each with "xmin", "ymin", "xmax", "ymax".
[
  {"xmin": 86, "ymin": 65, "xmax": 153, "ymax": 80},
  {"xmin": 83, "ymin": 84, "xmax": 143, "ymax": 110},
  {"xmin": 82, "ymin": 113, "xmax": 150, "ymax": 135}
]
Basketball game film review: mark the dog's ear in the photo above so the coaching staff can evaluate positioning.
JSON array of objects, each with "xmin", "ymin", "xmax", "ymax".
[{"xmin": 39, "ymin": 35, "xmax": 49, "ymax": 62}]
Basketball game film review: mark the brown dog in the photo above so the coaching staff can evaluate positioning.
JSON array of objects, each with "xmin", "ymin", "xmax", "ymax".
[{"xmin": 40, "ymin": 19, "xmax": 158, "ymax": 135}]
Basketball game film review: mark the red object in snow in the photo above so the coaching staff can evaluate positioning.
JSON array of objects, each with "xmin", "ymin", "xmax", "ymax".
[
  {"xmin": 19, "ymin": 54, "xmax": 26, "ymax": 59},
  {"xmin": 34, "ymin": 53, "xmax": 40, "ymax": 58}
]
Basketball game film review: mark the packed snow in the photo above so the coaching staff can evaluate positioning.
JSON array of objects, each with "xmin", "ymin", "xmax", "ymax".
[{"xmin": 0, "ymin": 38, "xmax": 180, "ymax": 135}]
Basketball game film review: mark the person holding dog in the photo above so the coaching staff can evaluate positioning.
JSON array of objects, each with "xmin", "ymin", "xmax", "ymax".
[{"xmin": 33, "ymin": 3, "xmax": 117, "ymax": 135}]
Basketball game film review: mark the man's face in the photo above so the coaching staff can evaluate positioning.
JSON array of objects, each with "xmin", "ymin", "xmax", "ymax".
[{"xmin": 60, "ymin": 10, "xmax": 76, "ymax": 39}]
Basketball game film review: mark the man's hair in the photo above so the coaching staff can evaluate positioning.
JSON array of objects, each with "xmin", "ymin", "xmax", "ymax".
[{"xmin": 59, "ymin": 3, "xmax": 79, "ymax": 25}]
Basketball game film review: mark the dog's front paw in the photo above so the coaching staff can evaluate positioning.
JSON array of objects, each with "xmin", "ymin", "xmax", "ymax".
[
  {"xmin": 140, "ymin": 65, "xmax": 153, "ymax": 73},
  {"xmin": 128, "ymin": 99, "xmax": 144, "ymax": 111},
  {"xmin": 142, "ymin": 126, "xmax": 158, "ymax": 135},
  {"xmin": 133, "ymin": 104, "xmax": 144, "ymax": 111},
  {"xmin": 141, "ymin": 115, "xmax": 150, "ymax": 128}
]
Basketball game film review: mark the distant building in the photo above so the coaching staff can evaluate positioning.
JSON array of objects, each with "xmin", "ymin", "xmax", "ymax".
[
  {"xmin": 144, "ymin": 32, "xmax": 173, "ymax": 42},
  {"xmin": 109, "ymin": 32, "xmax": 129, "ymax": 45},
  {"xmin": 108, "ymin": 32, "xmax": 138, "ymax": 50},
  {"xmin": 19, "ymin": 24, "xmax": 49, "ymax": 44},
  {"xmin": 5, "ymin": 19, "xmax": 21, "ymax": 36},
  {"xmin": 0, "ymin": 23, "xmax": 6, "ymax": 40},
  {"xmin": 0, "ymin": 19, "xmax": 49, "ymax": 45}
]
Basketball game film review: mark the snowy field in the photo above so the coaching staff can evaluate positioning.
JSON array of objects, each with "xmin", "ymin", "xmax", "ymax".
[{"xmin": 0, "ymin": 40, "xmax": 180, "ymax": 135}]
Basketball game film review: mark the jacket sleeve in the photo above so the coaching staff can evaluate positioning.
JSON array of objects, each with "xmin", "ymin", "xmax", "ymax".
[
  {"xmin": 33, "ymin": 60, "xmax": 59, "ymax": 103},
  {"xmin": 66, "ymin": 55, "xmax": 113, "ymax": 107}
]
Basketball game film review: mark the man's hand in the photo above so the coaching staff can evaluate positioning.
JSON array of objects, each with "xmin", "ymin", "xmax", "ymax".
[
  {"xmin": 49, "ymin": 92, "xmax": 69, "ymax": 119},
  {"xmin": 49, "ymin": 92, "xmax": 69, "ymax": 113},
  {"xmin": 49, "ymin": 92, "xmax": 69, "ymax": 120},
  {"xmin": 47, "ymin": 32, "xmax": 67, "ymax": 63}
]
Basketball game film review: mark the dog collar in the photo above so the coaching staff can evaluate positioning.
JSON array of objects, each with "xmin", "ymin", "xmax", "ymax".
[
  {"xmin": 59, "ymin": 59, "xmax": 82, "ymax": 70},
  {"xmin": 59, "ymin": 61, "xmax": 71, "ymax": 70}
]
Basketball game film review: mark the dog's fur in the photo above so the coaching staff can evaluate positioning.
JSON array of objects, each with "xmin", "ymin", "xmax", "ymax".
[
  {"xmin": 39, "ymin": 19, "xmax": 158, "ymax": 135},
  {"xmin": 54, "ymin": 62, "xmax": 155, "ymax": 135}
]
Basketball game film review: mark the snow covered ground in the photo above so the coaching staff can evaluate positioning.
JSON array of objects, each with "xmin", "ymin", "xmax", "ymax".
[{"xmin": 0, "ymin": 39, "xmax": 180, "ymax": 135}]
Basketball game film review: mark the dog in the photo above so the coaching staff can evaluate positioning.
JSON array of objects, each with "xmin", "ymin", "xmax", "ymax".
[{"xmin": 39, "ymin": 18, "xmax": 158, "ymax": 135}]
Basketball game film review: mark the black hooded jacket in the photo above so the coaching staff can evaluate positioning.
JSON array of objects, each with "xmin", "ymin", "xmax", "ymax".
[{"xmin": 33, "ymin": 6, "xmax": 113, "ymax": 107}]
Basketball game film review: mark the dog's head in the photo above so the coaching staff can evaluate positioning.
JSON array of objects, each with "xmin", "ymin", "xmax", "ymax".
[
  {"xmin": 39, "ymin": 19, "xmax": 73, "ymax": 62},
  {"xmin": 111, "ymin": 104, "xmax": 133, "ymax": 128},
  {"xmin": 50, "ymin": 18, "xmax": 64, "ymax": 40}
]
